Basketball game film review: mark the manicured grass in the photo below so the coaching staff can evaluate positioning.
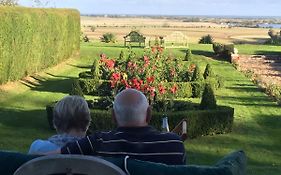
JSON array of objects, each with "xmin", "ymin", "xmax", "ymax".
[
  {"xmin": 0, "ymin": 43, "xmax": 280, "ymax": 175},
  {"xmin": 236, "ymin": 44, "xmax": 281, "ymax": 55}
]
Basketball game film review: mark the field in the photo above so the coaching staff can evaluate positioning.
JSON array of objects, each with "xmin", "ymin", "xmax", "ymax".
[
  {"xmin": 81, "ymin": 16, "xmax": 270, "ymax": 44},
  {"xmin": 0, "ymin": 15, "xmax": 281, "ymax": 175}
]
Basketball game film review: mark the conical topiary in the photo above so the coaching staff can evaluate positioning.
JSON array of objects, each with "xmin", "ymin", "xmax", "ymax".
[
  {"xmin": 191, "ymin": 64, "xmax": 202, "ymax": 81},
  {"xmin": 184, "ymin": 49, "xmax": 192, "ymax": 61},
  {"xmin": 91, "ymin": 59, "xmax": 100, "ymax": 80},
  {"xmin": 200, "ymin": 84, "xmax": 217, "ymax": 109},
  {"xmin": 70, "ymin": 79, "xmax": 84, "ymax": 97},
  {"xmin": 203, "ymin": 63, "xmax": 213, "ymax": 79}
]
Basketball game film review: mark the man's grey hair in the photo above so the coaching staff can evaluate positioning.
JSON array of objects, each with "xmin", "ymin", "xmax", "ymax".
[
  {"xmin": 113, "ymin": 89, "xmax": 149, "ymax": 126},
  {"xmin": 53, "ymin": 95, "xmax": 91, "ymax": 133}
]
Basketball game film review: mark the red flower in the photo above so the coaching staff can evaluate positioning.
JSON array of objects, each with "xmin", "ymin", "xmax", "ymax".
[
  {"xmin": 170, "ymin": 84, "xmax": 178, "ymax": 94},
  {"xmin": 151, "ymin": 47, "xmax": 156, "ymax": 53},
  {"xmin": 121, "ymin": 79, "xmax": 130, "ymax": 88},
  {"xmin": 158, "ymin": 84, "xmax": 166, "ymax": 94},
  {"xmin": 157, "ymin": 47, "xmax": 163, "ymax": 53},
  {"xmin": 146, "ymin": 76, "xmax": 155, "ymax": 84},
  {"xmin": 110, "ymin": 80, "xmax": 116, "ymax": 88},
  {"xmin": 106, "ymin": 59, "xmax": 115, "ymax": 69},
  {"xmin": 111, "ymin": 72, "xmax": 121, "ymax": 81}
]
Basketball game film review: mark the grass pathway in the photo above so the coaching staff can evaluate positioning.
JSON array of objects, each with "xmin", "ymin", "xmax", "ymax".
[{"xmin": 0, "ymin": 43, "xmax": 280, "ymax": 175}]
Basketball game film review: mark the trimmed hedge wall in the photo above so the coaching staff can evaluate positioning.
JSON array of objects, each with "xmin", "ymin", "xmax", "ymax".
[
  {"xmin": 0, "ymin": 7, "xmax": 80, "ymax": 84},
  {"xmin": 46, "ymin": 105, "xmax": 234, "ymax": 138}
]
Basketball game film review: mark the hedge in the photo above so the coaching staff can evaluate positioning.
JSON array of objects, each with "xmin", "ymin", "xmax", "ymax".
[
  {"xmin": 0, "ymin": 7, "xmax": 80, "ymax": 84},
  {"xmin": 46, "ymin": 105, "xmax": 234, "ymax": 138}
]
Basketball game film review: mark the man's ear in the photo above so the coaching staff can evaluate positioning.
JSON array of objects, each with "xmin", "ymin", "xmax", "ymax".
[
  {"xmin": 112, "ymin": 109, "xmax": 118, "ymax": 125},
  {"xmin": 146, "ymin": 106, "xmax": 152, "ymax": 124}
]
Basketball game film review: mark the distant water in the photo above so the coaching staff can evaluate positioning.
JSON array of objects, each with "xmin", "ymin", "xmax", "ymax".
[{"xmin": 258, "ymin": 23, "xmax": 281, "ymax": 29}]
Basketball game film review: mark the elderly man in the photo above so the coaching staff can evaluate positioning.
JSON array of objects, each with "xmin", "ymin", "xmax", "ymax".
[{"xmin": 58, "ymin": 88, "xmax": 186, "ymax": 165}]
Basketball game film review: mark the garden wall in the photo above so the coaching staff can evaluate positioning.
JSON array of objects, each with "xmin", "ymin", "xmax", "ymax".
[{"xmin": 0, "ymin": 7, "xmax": 80, "ymax": 84}]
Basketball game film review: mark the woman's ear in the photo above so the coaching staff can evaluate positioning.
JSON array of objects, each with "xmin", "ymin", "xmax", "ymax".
[{"xmin": 146, "ymin": 106, "xmax": 152, "ymax": 124}]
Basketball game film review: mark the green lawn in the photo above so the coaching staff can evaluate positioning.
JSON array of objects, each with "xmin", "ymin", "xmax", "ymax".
[{"xmin": 0, "ymin": 43, "xmax": 280, "ymax": 175}]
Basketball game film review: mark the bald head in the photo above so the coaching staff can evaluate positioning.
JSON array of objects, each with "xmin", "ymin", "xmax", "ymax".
[{"xmin": 113, "ymin": 89, "xmax": 150, "ymax": 127}]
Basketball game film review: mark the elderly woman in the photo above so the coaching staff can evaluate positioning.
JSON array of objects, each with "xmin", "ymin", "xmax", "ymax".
[{"xmin": 28, "ymin": 95, "xmax": 91, "ymax": 154}]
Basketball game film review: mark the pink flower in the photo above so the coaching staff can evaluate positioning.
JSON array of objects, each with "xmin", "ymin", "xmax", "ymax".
[
  {"xmin": 158, "ymin": 84, "xmax": 166, "ymax": 95},
  {"xmin": 170, "ymin": 84, "xmax": 178, "ymax": 94}
]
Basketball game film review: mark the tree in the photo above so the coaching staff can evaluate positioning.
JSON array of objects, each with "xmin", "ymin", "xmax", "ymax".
[
  {"xmin": 199, "ymin": 34, "xmax": 214, "ymax": 44},
  {"xmin": 0, "ymin": 0, "xmax": 18, "ymax": 6}
]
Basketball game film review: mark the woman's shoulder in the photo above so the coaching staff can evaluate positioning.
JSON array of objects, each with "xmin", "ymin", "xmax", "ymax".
[{"xmin": 28, "ymin": 139, "xmax": 60, "ymax": 154}]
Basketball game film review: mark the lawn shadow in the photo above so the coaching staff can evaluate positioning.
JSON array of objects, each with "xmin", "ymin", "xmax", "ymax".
[
  {"xmin": 0, "ymin": 108, "xmax": 50, "ymax": 132},
  {"xmin": 67, "ymin": 63, "xmax": 92, "ymax": 69},
  {"xmin": 21, "ymin": 75, "xmax": 74, "ymax": 94},
  {"xmin": 254, "ymin": 50, "xmax": 281, "ymax": 56}
]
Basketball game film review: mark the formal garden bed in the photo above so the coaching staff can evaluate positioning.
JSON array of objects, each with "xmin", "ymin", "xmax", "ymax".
[{"xmin": 46, "ymin": 47, "xmax": 234, "ymax": 138}]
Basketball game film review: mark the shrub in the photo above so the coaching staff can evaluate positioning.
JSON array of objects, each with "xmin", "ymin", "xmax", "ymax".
[
  {"xmin": 199, "ymin": 34, "xmax": 214, "ymax": 44},
  {"xmin": 213, "ymin": 43, "xmax": 224, "ymax": 55},
  {"xmin": 91, "ymin": 59, "xmax": 100, "ymax": 80},
  {"xmin": 212, "ymin": 43, "xmax": 234, "ymax": 62},
  {"xmin": 184, "ymin": 49, "xmax": 192, "ymax": 61},
  {"xmin": 70, "ymin": 79, "xmax": 84, "ymax": 97},
  {"xmin": 78, "ymin": 71, "xmax": 92, "ymax": 79},
  {"xmin": 83, "ymin": 35, "xmax": 90, "ymax": 42},
  {"xmin": 46, "ymin": 105, "xmax": 234, "ymax": 138},
  {"xmin": 79, "ymin": 78, "xmax": 99, "ymax": 95},
  {"xmin": 90, "ymin": 26, "xmax": 96, "ymax": 32},
  {"xmin": 100, "ymin": 33, "xmax": 116, "ymax": 43},
  {"xmin": 175, "ymin": 83, "xmax": 193, "ymax": 98},
  {"xmin": 191, "ymin": 64, "xmax": 203, "ymax": 81},
  {"xmin": 0, "ymin": 7, "xmax": 80, "ymax": 84},
  {"xmin": 200, "ymin": 84, "xmax": 217, "ymax": 109},
  {"xmin": 203, "ymin": 63, "xmax": 213, "ymax": 79},
  {"xmin": 191, "ymin": 82, "xmax": 203, "ymax": 98}
]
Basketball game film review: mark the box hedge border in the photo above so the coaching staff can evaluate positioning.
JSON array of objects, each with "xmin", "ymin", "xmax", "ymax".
[{"xmin": 46, "ymin": 104, "xmax": 234, "ymax": 139}]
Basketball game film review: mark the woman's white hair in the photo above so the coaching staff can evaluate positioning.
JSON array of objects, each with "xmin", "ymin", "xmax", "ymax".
[
  {"xmin": 113, "ymin": 89, "xmax": 149, "ymax": 126},
  {"xmin": 53, "ymin": 95, "xmax": 91, "ymax": 133}
]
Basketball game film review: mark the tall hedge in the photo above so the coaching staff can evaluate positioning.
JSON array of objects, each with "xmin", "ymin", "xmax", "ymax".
[{"xmin": 0, "ymin": 7, "xmax": 80, "ymax": 84}]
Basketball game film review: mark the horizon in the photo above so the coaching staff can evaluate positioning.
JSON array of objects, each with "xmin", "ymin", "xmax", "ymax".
[{"xmin": 18, "ymin": 0, "xmax": 281, "ymax": 17}]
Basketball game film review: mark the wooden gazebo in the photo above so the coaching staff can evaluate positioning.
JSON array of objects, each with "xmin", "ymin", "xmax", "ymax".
[{"xmin": 124, "ymin": 31, "xmax": 146, "ymax": 47}]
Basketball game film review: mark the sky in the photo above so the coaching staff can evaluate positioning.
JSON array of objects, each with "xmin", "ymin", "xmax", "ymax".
[{"xmin": 18, "ymin": 0, "xmax": 281, "ymax": 17}]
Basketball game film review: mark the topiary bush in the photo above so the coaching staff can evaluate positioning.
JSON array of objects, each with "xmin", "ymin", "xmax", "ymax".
[
  {"xmin": 91, "ymin": 59, "xmax": 100, "ymax": 80},
  {"xmin": 200, "ymin": 84, "xmax": 217, "ymax": 109},
  {"xmin": 191, "ymin": 82, "xmax": 203, "ymax": 98},
  {"xmin": 184, "ymin": 49, "xmax": 192, "ymax": 61},
  {"xmin": 100, "ymin": 33, "xmax": 116, "ymax": 43},
  {"xmin": 203, "ymin": 63, "xmax": 213, "ymax": 79},
  {"xmin": 199, "ymin": 34, "xmax": 214, "ymax": 44},
  {"xmin": 191, "ymin": 64, "xmax": 203, "ymax": 82},
  {"xmin": 70, "ymin": 79, "xmax": 84, "ymax": 97}
]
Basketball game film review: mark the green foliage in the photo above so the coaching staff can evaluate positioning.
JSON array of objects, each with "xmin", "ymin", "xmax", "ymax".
[
  {"xmin": 184, "ymin": 49, "xmax": 192, "ymax": 61},
  {"xmin": 79, "ymin": 78, "xmax": 99, "ymax": 95},
  {"xmin": 69, "ymin": 79, "xmax": 84, "ymax": 97},
  {"xmin": 74, "ymin": 106, "xmax": 233, "ymax": 138},
  {"xmin": 83, "ymin": 35, "xmax": 90, "ymax": 42},
  {"xmin": 0, "ymin": 7, "xmax": 80, "ymax": 84},
  {"xmin": 212, "ymin": 43, "xmax": 234, "ymax": 62},
  {"xmin": 203, "ymin": 63, "xmax": 213, "ymax": 79},
  {"xmin": 101, "ymin": 32, "xmax": 116, "ymax": 43},
  {"xmin": 199, "ymin": 34, "xmax": 214, "ymax": 44},
  {"xmin": 266, "ymin": 29, "xmax": 281, "ymax": 45},
  {"xmin": 191, "ymin": 64, "xmax": 202, "ymax": 81},
  {"xmin": 200, "ymin": 84, "xmax": 217, "ymax": 109},
  {"xmin": 78, "ymin": 71, "xmax": 92, "ymax": 79},
  {"xmin": 191, "ymin": 82, "xmax": 203, "ymax": 98},
  {"xmin": 91, "ymin": 59, "xmax": 100, "ymax": 80}
]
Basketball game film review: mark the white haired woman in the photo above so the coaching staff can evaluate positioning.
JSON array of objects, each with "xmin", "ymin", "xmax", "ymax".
[{"xmin": 28, "ymin": 95, "xmax": 91, "ymax": 154}]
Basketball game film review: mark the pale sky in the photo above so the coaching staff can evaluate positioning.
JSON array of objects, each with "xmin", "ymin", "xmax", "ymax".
[{"xmin": 19, "ymin": 0, "xmax": 281, "ymax": 16}]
